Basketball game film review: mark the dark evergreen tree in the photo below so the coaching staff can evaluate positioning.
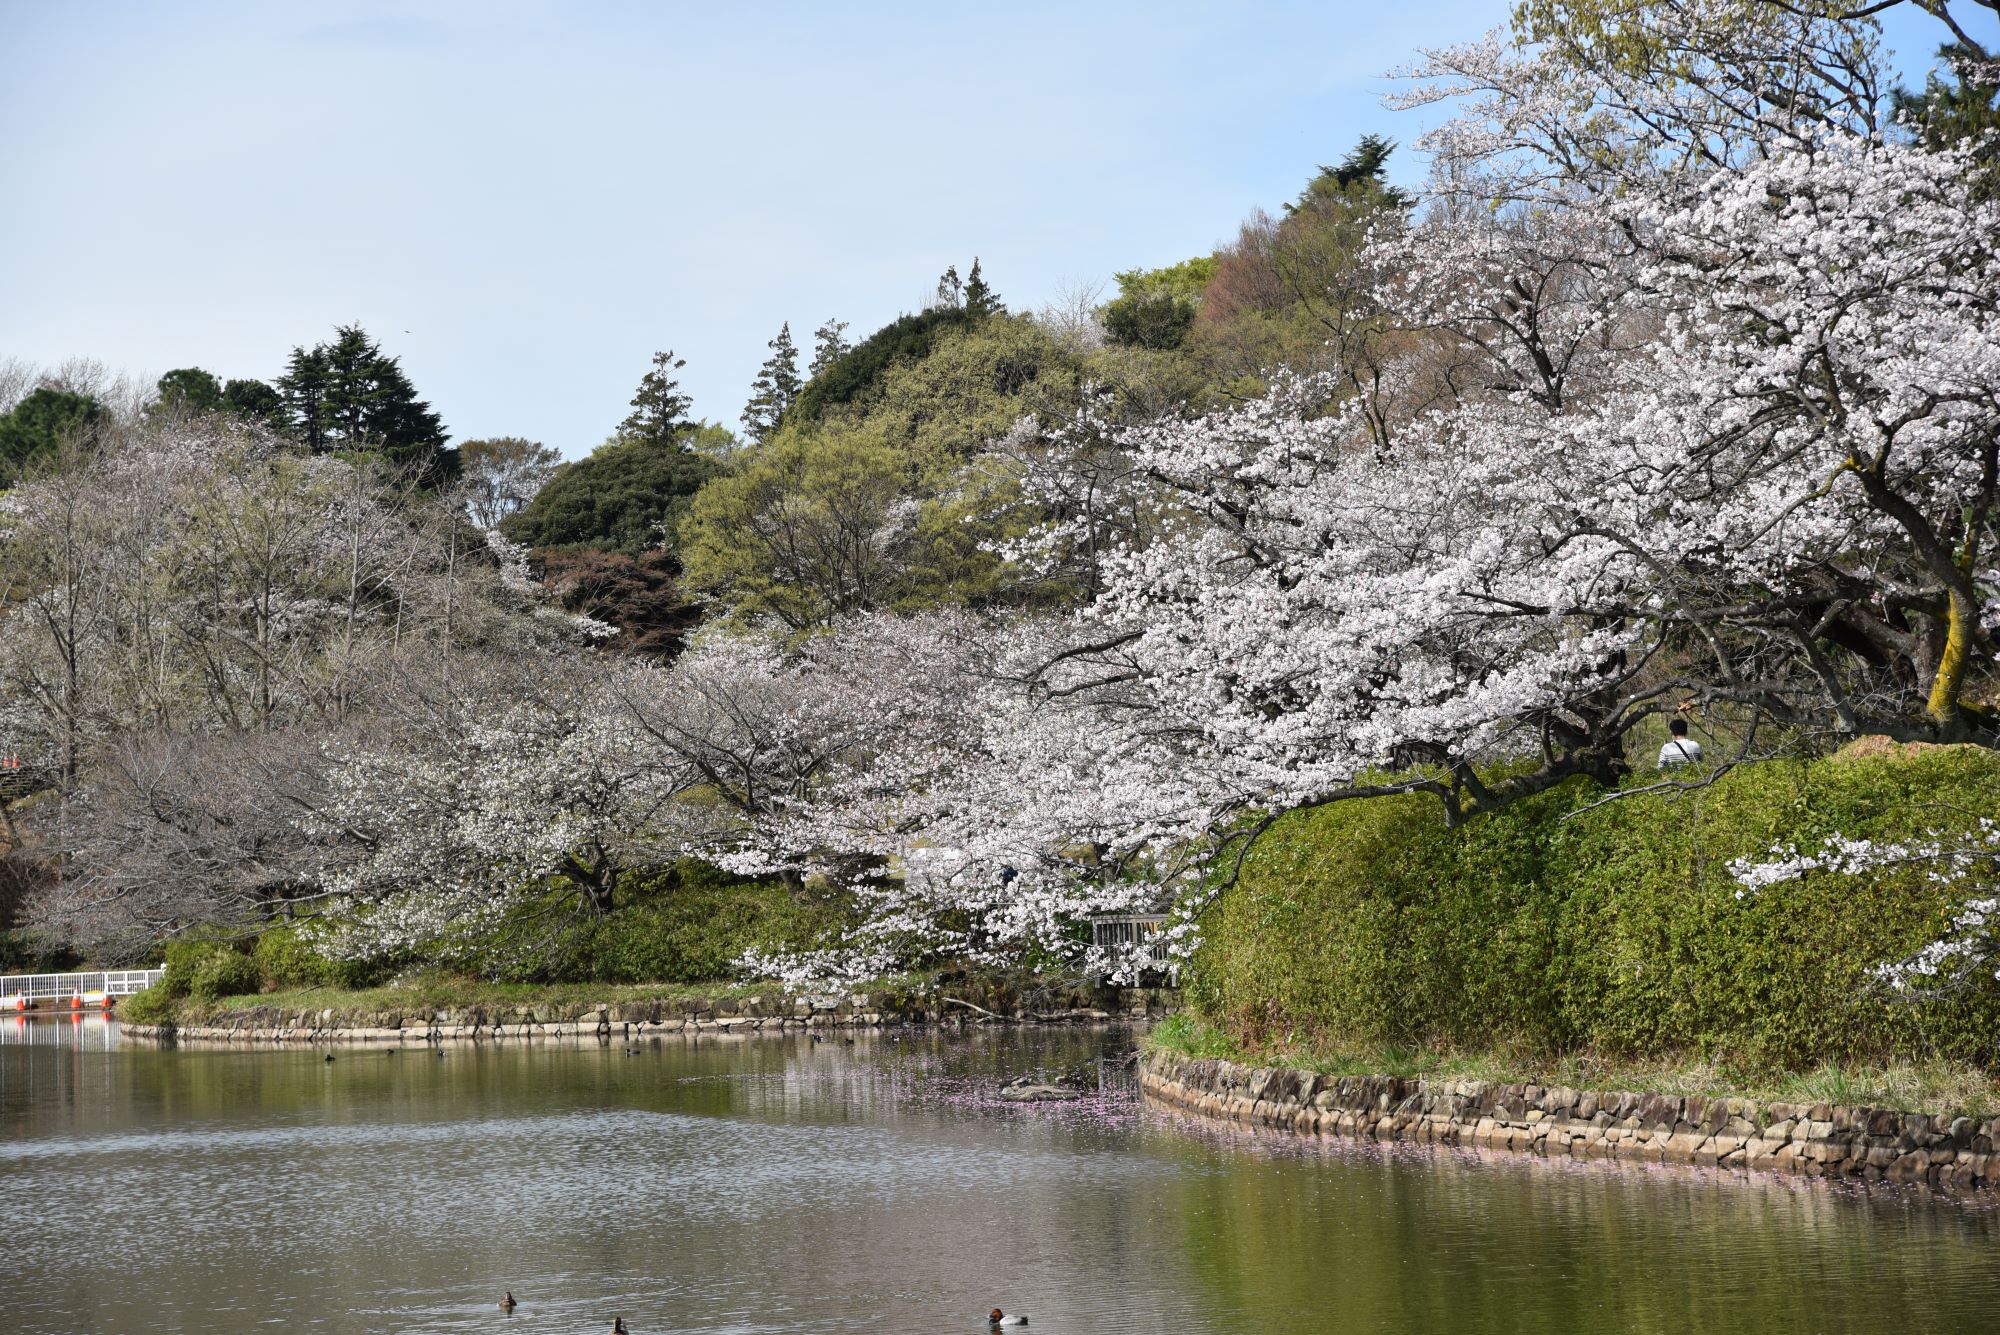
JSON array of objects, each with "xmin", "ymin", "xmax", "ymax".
[
  {"xmin": 1290, "ymin": 135, "xmax": 1411, "ymax": 213},
  {"xmin": 0, "ymin": 388, "xmax": 104, "ymax": 486},
  {"xmin": 277, "ymin": 345, "xmax": 331, "ymax": 451},
  {"xmin": 789, "ymin": 306, "xmax": 974, "ymax": 424},
  {"xmin": 154, "ymin": 367, "xmax": 225, "ymax": 415},
  {"xmin": 154, "ymin": 368, "xmax": 291, "ymax": 429},
  {"xmin": 962, "ymin": 257, "xmax": 1005, "ymax": 318},
  {"xmin": 619, "ymin": 350, "xmax": 695, "ymax": 449},
  {"xmin": 809, "ymin": 318, "xmax": 851, "ymax": 380},
  {"xmin": 275, "ymin": 325, "xmax": 451, "ymax": 484},
  {"xmin": 222, "ymin": 378, "xmax": 286, "ymax": 427},
  {"xmin": 740, "ymin": 322, "xmax": 803, "ymax": 444},
  {"xmin": 500, "ymin": 437, "xmax": 720, "ymax": 556},
  {"xmin": 1894, "ymin": 43, "xmax": 2000, "ymax": 196}
]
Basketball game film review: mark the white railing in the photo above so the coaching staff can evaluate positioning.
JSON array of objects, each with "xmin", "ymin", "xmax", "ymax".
[{"xmin": 0, "ymin": 968, "xmax": 165, "ymax": 1000}]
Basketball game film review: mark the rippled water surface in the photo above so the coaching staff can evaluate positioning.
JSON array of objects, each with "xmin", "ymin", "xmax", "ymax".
[{"xmin": 3, "ymin": 1015, "xmax": 1998, "ymax": 1334}]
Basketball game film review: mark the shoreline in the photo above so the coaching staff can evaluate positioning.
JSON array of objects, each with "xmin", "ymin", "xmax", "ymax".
[
  {"xmin": 120, "ymin": 983, "xmax": 1176, "ymax": 1045},
  {"xmin": 1141, "ymin": 1049, "xmax": 2000, "ymax": 1194}
]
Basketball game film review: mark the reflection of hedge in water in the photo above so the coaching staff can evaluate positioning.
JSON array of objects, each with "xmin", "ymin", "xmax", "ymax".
[{"xmin": 1189, "ymin": 748, "xmax": 2000, "ymax": 1070}]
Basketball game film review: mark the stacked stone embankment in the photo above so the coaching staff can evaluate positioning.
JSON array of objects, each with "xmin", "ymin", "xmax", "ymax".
[
  {"xmin": 1144, "ymin": 1050, "xmax": 2000, "ymax": 1193},
  {"xmin": 121, "ymin": 985, "xmax": 1177, "ymax": 1045}
]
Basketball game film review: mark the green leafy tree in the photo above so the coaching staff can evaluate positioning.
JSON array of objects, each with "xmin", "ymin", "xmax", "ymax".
[
  {"xmin": 222, "ymin": 378, "xmax": 286, "ymax": 427},
  {"xmin": 500, "ymin": 434, "xmax": 719, "ymax": 556},
  {"xmin": 619, "ymin": 350, "xmax": 695, "ymax": 449},
  {"xmin": 740, "ymin": 322, "xmax": 803, "ymax": 445},
  {"xmin": 1101, "ymin": 257, "xmax": 1218, "ymax": 350},
  {"xmin": 153, "ymin": 368, "xmax": 225, "ymax": 415},
  {"xmin": 679, "ymin": 417, "xmax": 1037, "ymax": 628},
  {"xmin": 863, "ymin": 313, "xmax": 1078, "ymax": 465},
  {"xmin": 682, "ymin": 316, "xmax": 1077, "ymax": 625},
  {"xmin": 678, "ymin": 420, "xmax": 920, "ymax": 627},
  {"xmin": 0, "ymin": 388, "xmax": 105, "ymax": 486},
  {"xmin": 683, "ymin": 420, "xmax": 744, "ymax": 462}
]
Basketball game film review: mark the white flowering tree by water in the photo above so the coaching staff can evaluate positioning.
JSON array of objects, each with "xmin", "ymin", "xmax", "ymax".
[
  {"xmin": 19, "ymin": 0, "xmax": 1996, "ymax": 993},
  {"xmin": 1733, "ymin": 820, "xmax": 2000, "ymax": 995},
  {"xmin": 727, "ymin": 2, "xmax": 2000, "ymax": 982}
]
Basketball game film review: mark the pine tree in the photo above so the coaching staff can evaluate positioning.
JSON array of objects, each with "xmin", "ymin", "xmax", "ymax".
[
  {"xmin": 278, "ymin": 344, "xmax": 331, "ymax": 451},
  {"xmin": 1893, "ymin": 43, "xmax": 2000, "ymax": 198},
  {"xmin": 962, "ymin": 257, "xmax": 1005, "ymax": 317},
  {"xmin": 932, "ymin": 263, "xmax": 963, "ymax": 310},
  {"xmin": 274, "ymin": 325, "xmax": 449, "ymax": 479},
  {"xmin": 740, "ymin": 322, "xmax": 803, "ymax": 445},
  {"xmin": 1289, "ymin": 135, "xmax": 1411, "ymax": 214},
  {"xmin": 620, "ymin": 350, "xmax": 695, "ymax": 449},
  {"xmin": 809, "ymin": 319, "xmax": 851, "ymax": 380}
]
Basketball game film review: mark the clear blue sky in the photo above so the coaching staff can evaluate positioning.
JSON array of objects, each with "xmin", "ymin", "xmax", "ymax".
[{"xmin": 0, "ymin": 1, "xmax": 1972, "ymax": 456}]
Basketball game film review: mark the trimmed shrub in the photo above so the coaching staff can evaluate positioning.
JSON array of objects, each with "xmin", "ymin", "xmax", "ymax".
[
  {"xmin": 162, "ymin": 939, "xmax": 261, "ymax": 1003},
  {"xmin": 588, "ymin": 879, "xmax": 850, "ymax": 983},
  {"xmin": 1190, "ymin": 748, "xmax": 2000, "ymax": 1071},
  {"xmin": 251, "ymin": 925, "xmax": 330, "ymax": 990},
  {"xmin": 118, "ymin": 983, "xmax": 176, "ymax": 1024},
  {"xmin": 429, "ymin": 863, "xmax": 855, "ymax": 985}
]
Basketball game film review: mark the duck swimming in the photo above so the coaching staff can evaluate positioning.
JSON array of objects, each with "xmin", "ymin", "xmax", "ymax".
[
  {"xmin": 989, "ymin": 1309, "xmax": 1028, "ymax": 1326},
  {"xmin": 609, "ymin": 1319, "xmax": 630, "ymax": 1334},
  {"xmin": 499, "ymin": 1291, "xmax": 516, "ymax": 1312}
]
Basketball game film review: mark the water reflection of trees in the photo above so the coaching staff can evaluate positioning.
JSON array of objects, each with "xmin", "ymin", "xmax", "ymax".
[
  {"xmin": 9, "ymin": 1026, "xmax": 1997, "ymax": 1335},
  {"xmin": 1155, "ymin": 1128, "xmax": 2000, "ymax": 1334}
]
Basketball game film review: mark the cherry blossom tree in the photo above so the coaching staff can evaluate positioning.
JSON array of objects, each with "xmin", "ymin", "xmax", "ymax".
[
  {"xmin": 308, "ymin": 658, "xmax": 696, "ymax": 965},
  {"xmin": 1732, "ymin": 821, "xmax": 2000, "ymax": 994},
  {"xmin": 735, "ymin": 6, "xmax": 2000, "ymax": 982}
]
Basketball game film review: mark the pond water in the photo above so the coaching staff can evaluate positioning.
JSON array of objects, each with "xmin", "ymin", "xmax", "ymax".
[{"xmin": 3, "ymin": 1014, "xmax": 1998, "ymax": 1335}]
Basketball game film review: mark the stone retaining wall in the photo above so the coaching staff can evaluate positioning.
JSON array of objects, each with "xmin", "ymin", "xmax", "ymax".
[
  {"xmin": 1143, "ymin": 1050, "xmax": 2000, "ymax": 1193},
  {"xmin": 121, "ymin": 985, "xmax": 1176, "ymax": 1046}
]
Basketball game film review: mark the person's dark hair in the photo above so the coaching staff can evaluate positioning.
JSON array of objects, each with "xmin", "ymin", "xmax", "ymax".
[{"xmin": 1669, "ymin": 717, "xmax": 1690, "ymax": 737}]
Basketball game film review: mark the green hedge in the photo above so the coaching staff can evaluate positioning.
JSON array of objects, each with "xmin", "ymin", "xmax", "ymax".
[
  {"xmin": 1188, "ymin": 747, "xmax": 2000, "ymax": 1071},
  {"xmin": 123, "ymin": 869, "xmax": 848, "ymax": 1017},
  {"xmin": 159, "ymin": 938, "xmax": 261, "ymax": 1003},
  {"xmin": 432, "ymin": 863, "xmax": 854, "ymax": 985}
]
